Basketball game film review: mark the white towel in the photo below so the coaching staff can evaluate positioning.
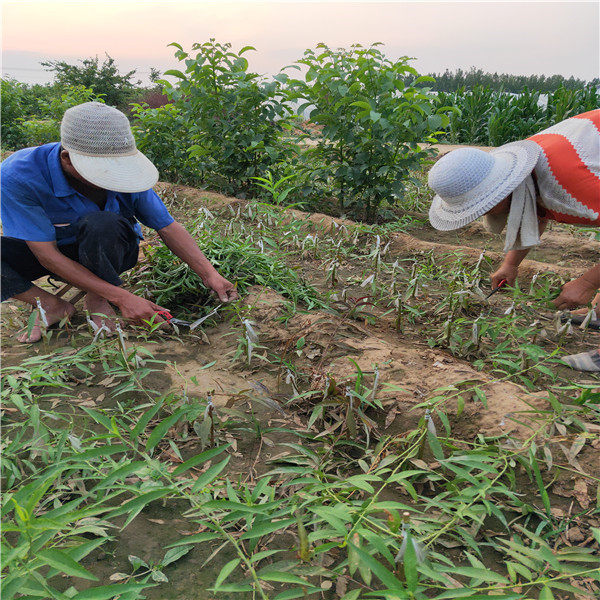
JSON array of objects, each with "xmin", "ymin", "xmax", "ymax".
[{"xmin": 502, "ymin": 175, "xmax": 540, "ymax": 252}]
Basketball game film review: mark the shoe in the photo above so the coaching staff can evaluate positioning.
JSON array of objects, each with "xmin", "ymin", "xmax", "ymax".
[
  {"xmin": 560, "ymin": 311, "xmax": 600, "ymax": 330},
  {"xmin": 561, "ymin": 349, "xmax": 600, "ymax": 372}
]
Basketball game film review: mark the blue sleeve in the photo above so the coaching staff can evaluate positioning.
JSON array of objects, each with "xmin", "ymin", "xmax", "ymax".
[
  {"xmin": 133, "ymin": 189, "xmax": 175, "ymax": 231},
  {"xmin": 0, "ymin": 173, "xmax": 56, "ymax": 242}
]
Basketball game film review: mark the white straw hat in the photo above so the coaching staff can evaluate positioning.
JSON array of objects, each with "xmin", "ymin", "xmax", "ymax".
[
  {"xmin": 61, "ymin": 102, "xmax": 159, "ymax": 193},
  {"xmin": 428, "ymin": 141, "xmax": 541, "ymax": 231}
]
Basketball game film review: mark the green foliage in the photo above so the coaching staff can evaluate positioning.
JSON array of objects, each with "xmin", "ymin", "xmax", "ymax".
[
  {"xmin": 41, "ymin": 54, "xmax": 139, "ymax": 108},
  {"xmin": 437, "ymin": 83, "xmax": 599, "ymax": 146},
  {"xmin": 2, "ymin": 195, "xmax": 599, "ymax": 598},
  {"xmin": 20, "ymin": 119, "xmax": 61, "ymax": 146},
  {"xmin": 286, "ymin": 43, "xmax": 449, "ymax": 221},
  {"xmin": 43, "ymin": 84, "xmax": 105, "ymax": 120},
  {"xmin": 18, "ymin": 85, "xmax": 105, "ymax": 148},
  {"xmin": 429, "ymin": 66, "xmax": 598, "ymax": 93},
  {"xmin": 131, "ymin": 103, "xmax": 201, "ymax": 186},
  {"xmin": 128, "ymin": 212, "xmax": 321, "ymax": 312},
  {"xmin": 160, "ymin": 39, "xmax": 295, "ymax": 196},
  {"xmin": 1, "ymin": 78, "xmax": 26, "ymax": 149}
]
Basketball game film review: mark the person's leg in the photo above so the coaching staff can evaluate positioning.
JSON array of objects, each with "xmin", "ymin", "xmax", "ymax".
[
  {"xmin": 74, "ymin": 212, "xmax": 140, "ymax": 330},
  {"xmin": 1, "ymin": 237, "xmax": 76, "ymax": 342}
]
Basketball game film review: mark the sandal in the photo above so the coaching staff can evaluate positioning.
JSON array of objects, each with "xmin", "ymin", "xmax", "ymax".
[
  {"xmin": 561, "ymin": 349, "xmax": 600, "ymax": 373},
  {"xmin": 560, "ymin": 311, "xmax": 600, "ymax": 330}
]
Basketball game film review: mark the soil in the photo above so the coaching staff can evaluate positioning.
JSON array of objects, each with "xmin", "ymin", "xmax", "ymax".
[{"xmin": 2, "ymin": 181, "xmax": 598, "ymax": 599}]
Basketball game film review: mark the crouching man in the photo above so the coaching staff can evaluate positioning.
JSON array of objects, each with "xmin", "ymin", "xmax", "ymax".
[{"xmin": 1, "ymin": 102, "xmax": 238, "ymax": 343}]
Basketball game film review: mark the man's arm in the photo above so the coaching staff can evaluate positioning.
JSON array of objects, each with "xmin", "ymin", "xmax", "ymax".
[
  {"xmin": 491, "ymin": 217, "xmax": 548, "ymax": 288},
  {"xmin": 26, "ymin": 241, "xmax": 167, "ymax": 322},
  {"xmin": 157, "ymin": 221, "xmax": 238, "ymax": 302}
]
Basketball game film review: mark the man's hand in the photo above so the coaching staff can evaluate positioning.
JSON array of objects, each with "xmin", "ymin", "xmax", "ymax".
[
  {"xmin": 116, "ymin": 292, "xmax": 168, "ymax": 324},
  {"xmin": 491, "ymin": 262, "xmax": 519, "ymax": 289},
  {"xmin": 204, "ymin": 273, "xmax": 239, "ymax": 303},
  {"xmin": 553, "ymin": 277, "xmax": 598, "ymax": 311}
]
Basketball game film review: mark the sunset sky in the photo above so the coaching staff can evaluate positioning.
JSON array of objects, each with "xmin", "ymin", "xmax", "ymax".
[{"xmin": 2, "ymin": 1, "xmax": 598, "ymax": 85}]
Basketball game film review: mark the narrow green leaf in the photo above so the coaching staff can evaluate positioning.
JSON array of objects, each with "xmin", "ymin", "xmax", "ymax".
[
  {"xmin": 347, "ymin": 542, "xmax": 403, "ymax": 590},
  {"xmin": 403, "ymin": 532, "xmax": 418, "ymax": 592},
  {"xmin": 191, "ymin": 456, "xmax": 230, "ymax": 492},
  {"xmin": 146, "ymin": 407, "xmax": 188, "ymax": 452},
  {"xmin": 214, "ymin": 558, "xmax": 240, "ymax": 590},
  {"xmin": 538, "ymin": 586, "xmax": 554, "ymax": 600},
  {"xmin": 38, "ymin": 548, "xmax": 98, "ymax": 581},
  {"xmin": 72, "ymin": 583, "xmax": 155, "ymax": 599},
  {"xmin": 241, "ymin": 518, "xmax": 296, "ymax": 540},
  {"xmin": 171, "ymin": 443, "xmax": 230, "ymax": 476},
  {"xmin": 165, "ymin": 532, "xmax": 218, "ymax": 548},
  {"xmin": 259, "ymin": 571, "xmax": 308, "ymax": 585}
]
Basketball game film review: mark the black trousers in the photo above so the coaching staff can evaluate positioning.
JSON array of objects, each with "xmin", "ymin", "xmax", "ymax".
[{"xmin": 1, "ymin": 212, "xmax": 140, "ymax": 302}]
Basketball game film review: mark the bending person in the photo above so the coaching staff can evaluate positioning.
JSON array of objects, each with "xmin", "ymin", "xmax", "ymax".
[
  {"xmin": 427, "ymin": 109, "xmax": 599, "ymax": 372},
  {"xmin": 1, "ymin": 102, "xmax": 238, "ymax": 343}
]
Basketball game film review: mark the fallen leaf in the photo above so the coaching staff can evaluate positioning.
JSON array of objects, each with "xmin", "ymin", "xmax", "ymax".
[
  {"xmin": 574, "ymin": 479, "xmax": 590, "ymax": 510},
  {"xmin": 385, "ymin": 408, "xmax": 397, "ymax": 429},
  {"xmin": 335, "ymin": 575, "xmax": 348, "ymax": 597},
  {"xmin": 567, "ymin": 526, "xmax": 585, "ymax": 543}
]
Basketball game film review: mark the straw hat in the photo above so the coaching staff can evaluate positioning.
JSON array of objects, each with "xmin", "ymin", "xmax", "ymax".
[
  {"xmin": 61, "ymin": 102, "xmax": 159, "ymax": 193},
  {"xmin": 428, "ymin": 141, "xmax": 541, "ymax": 231}
]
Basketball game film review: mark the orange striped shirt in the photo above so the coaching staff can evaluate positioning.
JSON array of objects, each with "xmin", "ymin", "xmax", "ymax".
[{"xmin": 528, "ymin": 109, "xmax": 600, "ymax": 226}]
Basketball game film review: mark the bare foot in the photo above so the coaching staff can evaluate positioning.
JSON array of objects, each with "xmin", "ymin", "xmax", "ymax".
[
  {"xmin": 17, "ymin": 298, "xmax": 76, "ymax": 343},
  {"xmin": 84, "ymin": 293, "xmax": 118, "ymax": 336}
]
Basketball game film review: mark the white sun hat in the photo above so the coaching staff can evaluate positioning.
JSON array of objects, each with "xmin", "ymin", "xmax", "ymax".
[
  {"xmin": 60, "ymin": 102, "xmax": 159, "ymax": 193},
  {"xmin": 428, "ymin": 141, "xmax": 541, "ymax": 231}
]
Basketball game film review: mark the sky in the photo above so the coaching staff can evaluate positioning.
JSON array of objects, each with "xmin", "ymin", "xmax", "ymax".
[{"xmin": 2, "ymin": 1, "xmax": 598, "ymax": 85}]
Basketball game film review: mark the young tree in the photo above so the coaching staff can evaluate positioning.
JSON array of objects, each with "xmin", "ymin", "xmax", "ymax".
[
  {"xmin": 287, "ymin": 43, "xmax": 449, "ymax": 221},
  {"xmin": 41, "ymin": 54, "xmax": 139, "ymax": 108}
]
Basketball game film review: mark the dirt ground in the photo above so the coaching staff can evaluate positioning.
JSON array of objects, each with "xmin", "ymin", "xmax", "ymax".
[{"xmin": 2, "ymin": 182, "xmax": 599, "ymax": 598}]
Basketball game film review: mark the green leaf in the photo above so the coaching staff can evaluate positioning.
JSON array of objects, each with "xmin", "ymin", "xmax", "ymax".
[
  {"xmin": 190, "ymin": 456, "xmax": 230, "ymax": 492},
  {"xmin": 427, "ymin": 429, "xmax": 444, "ymax": 460},
  {"xmin": 347, "ymin": 542, "xmax": 403, "ymax": 590},
  {"xmin": 161, "ymin": 544, "xmax": 193, "ymax": 567},
  {"xmin": 165, "ymin": 532, "xmax": 219, "ymax": 548},
  {"xmin": 146, "ymin": 407, "xmax": 188, "ymax": 452},
  {"xmin": 259, "ymin": 571, "xmax": 308, "ymax": 585},
  {"xmin": 451, "ymin": 566, "xmax": 510, "ymax": 584},
  {"xmin": 214, "ymin": 558, "xmax": 240, "ymax": 590},
  {"xmin": 90, "ymin": 460, "xmax": 146, "ymax": 492},
  {"xmin": 272, "ymin": 588, "xmax": 322, "ymax": 600},
  {"xmin": 164, "ymin": 69, "xmax": 187, "ymax": 80},
  {"xmin": 403, "ymin": 532, "xmax": 418, "ymax": 592},
  {"xmin": 241, "ymin": 518, "xmax": 296, "ymax": 540},
  {"xmin": 72, "ymin": 583, "xmax": 155, "ymax": 599},
  {"xmin": 538, "ymin": 587, "xmax": 554, "ymax": 600},
  {"xmin": 171, "ymin": 443, "xmax": 230, "ymax": 476},
  {"xmin": 108, "ymin": 488, "xmax": 171, "ymax": 520},
  {"xmin": 131, "ymin": 399, "xmax": 164, "ymax": 441},
  {"xmin": 38, "ymin": 548, "xmax": 98, "ymax": 581},
  {"xmin": 530, "ymin": 449, "xmax": 552, "ymax": 517}
]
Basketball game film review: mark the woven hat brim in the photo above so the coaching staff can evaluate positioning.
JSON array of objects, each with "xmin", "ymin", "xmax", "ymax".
[
  {"xmin": 69, "ymin": 150, "xmax": 159, "ymax": 193},
  {"xmin": 428, "ymin": 140, "xmax": 541, "ymax": 231}
]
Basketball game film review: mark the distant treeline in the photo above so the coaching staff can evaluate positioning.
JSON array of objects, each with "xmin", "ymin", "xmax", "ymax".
[{"xmin": 426, "ymin": 67, "xmax": 599, "ymax": 94}]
